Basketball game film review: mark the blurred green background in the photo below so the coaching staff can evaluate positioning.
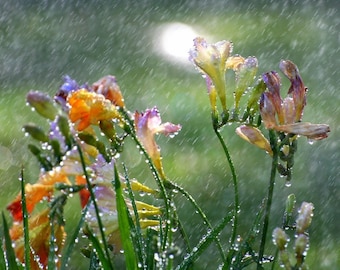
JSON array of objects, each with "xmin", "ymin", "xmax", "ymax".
[{"xmin": 0, "ymin": 0, "xmax": 339, "ymax": 269}]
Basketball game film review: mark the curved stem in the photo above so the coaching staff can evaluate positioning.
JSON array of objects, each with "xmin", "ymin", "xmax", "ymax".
[
  {"xmin": 213, "ymin": 127, "xmax": 239, "ymax": 264},
  {"xmin": 257, "ymin": 130, "xmax": 278, "ymax": 269},
  {"xmin": 166, "ymin": 180, "xmax": 227, "ymax": 262}
]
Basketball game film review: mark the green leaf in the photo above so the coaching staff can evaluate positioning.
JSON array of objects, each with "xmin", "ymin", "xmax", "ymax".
[
  {"xmin": 2, "ymin": 212, "xmax": 19, "ymax": 270},
  {"xmin": 113, "ymin": 165, "xmax": 138, "ymax": 270},
  {"xmin": 20, "ymin": 169, "xmax": 31, "ymax": 269}
]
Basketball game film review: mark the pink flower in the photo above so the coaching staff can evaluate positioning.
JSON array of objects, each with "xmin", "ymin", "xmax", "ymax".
[
  {"xmin": 260, "ymin": 60, "xmax": 330, "ymax": 140},
  {"xmin": 134, "ymin": 107, "xmax": 181, "ymax": 177}
]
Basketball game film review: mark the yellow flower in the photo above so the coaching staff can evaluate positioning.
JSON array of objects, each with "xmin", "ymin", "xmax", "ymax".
[
  {"xmin": 190, "ymin": 37, "xmax": 232, "ymax": 111},
  {"xmin": 68, "ymin": 89, "xmax": 120, "ymax": 131},
  {"xmin": 86, "ymin": 183, "xmax": 161, "ymax": 252},
  {"xmin": 10, "ymin": 209, "xmax": 65, "ymax": 270}
]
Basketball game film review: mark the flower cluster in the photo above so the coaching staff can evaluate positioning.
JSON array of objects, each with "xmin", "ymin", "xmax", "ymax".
[{"xmin": 6, "ymin": 74, "xmax": 181, "ymax": 268}]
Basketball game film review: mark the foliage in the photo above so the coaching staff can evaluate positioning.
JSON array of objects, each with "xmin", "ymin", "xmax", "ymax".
[{"xmin": 1, "ymin": 37, "xmax": 330, "ymax": 269}]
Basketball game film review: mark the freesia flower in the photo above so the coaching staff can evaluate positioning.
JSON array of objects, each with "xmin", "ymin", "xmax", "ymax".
[
  {"xmin": 92, "ymin": 75, "xmax": 125, "ymax": 107},
  {"xmin": 9, "ymin": 209, "xmax": 65, "ymax": 269},
  {"xmin": 7, "ymin": 169, "xmax": 71, "ymax": 222},
  {"xmin": 86, "ymin": 183, "xmax": 160, "ymax": 252},
  {"xmin": 68, "ymin": 89, "xmax": 121, "ymax": 131},
  {"xmin": 190, "ymin": 37, "xmax": 232, "ymax": 111},
  {"xmin": 260, "ymin": 60, "xmax": 330, "ymax": 140},
  {"xmin": 134, "ymin": 107, "xmax": 181, "ymax": 178}
]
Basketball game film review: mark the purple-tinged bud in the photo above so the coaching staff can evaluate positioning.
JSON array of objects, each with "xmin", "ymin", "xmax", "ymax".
[
  {"xmin": 296, "ymin": 202, "xmax": 314, "ymax": 234},
  {"xmin": 27, "ymin": 91, "xmax": 58, "ymax": 120}
]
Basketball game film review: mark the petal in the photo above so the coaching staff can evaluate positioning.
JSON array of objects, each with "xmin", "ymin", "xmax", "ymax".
[
  {"xmin": 92, "ymin": 75, "xmax": 125, "ymax": 107},
  {"xmin": 279, "ymin": 60, "xmax": 307, "ymax": 121},
  {"xmin": 260, "ymin": 93, "xmax": 277, "ymax": 129},
  {"xmin": 274, "ymin": 122, "xmax": 330, "ymax": 140},
  {"xmin": 236, "ymin": 125, "xmax": 273, "ymax": 155},
  {"xmin": 262, "ymin": 71, "xmax": 284, "ymax": 124}
]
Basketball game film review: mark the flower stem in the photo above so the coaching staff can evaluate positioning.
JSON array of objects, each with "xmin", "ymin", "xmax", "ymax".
[
  {"xmin": 257, "ymin": 130, "xmax": 278, "ymax": 269},
  {"xmin": 213, "ymin": 126, "xmax": 239, "ymax": 264}
]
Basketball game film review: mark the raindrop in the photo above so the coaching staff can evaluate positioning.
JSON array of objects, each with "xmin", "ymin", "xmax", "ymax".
[
  {"xmin": 285, "ymin": 181, "xmax": 292, "ymax": 187},
  {"xmin": 307, "ymin": 138, "xmax": 316, "ymax": 145}
]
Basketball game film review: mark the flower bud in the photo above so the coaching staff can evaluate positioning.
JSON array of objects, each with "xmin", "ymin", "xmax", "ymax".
[
  {"xmin": 295, "ymin": 234, "xmax": 309, "ymax": 258},
  {"xmin": 27, "ymin": 90, "xmax": 58, "ymax": 120},
  {"xmin": 272, "ymin": 227, "xmax": 289, "ymax": 250},
  {"xmin": 296, "ymin": 202, "xmax": 314, "ymax": 234},
  {"xmin": 23, "ymin": 124, "xmax": 49, "ymax": 142},
  {"xmin": 236, "ymin": 125, "xmax": 272, "ymax": 155}
]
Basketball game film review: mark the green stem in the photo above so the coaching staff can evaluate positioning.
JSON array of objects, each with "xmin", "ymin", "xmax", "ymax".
[
  {"xmin": 257, "ymin": 130, "xmax": 278, "ymax": 269},
  {"xmin": 213, "ymin": 127, "xmax": 239, "ymax": 264},
  {"xmin": 119, "ymin": 108, "xmax": 172, "ymax": 253}
]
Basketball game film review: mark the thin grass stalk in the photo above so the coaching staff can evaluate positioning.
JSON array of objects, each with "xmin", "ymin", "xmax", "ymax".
[
  {"xmin": 167, "ymin": 181, "xmax": 226, "ymax": 263},
  {"xmin": 76, "ymin": 143, "xmax": 114, "ymax": 270},
  {"xmin": 19, "ymin": 168, "xmax": 30, "ymax": 269},
  {"xmin": 175, "ymin": 212, "xmax": 234, "ymax": 270},
  {"xmin": 123, "ymin": 164, "xmax": 146, "ymax": 267}
]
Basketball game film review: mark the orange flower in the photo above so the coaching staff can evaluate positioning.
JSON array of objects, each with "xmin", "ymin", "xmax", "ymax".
[
  {"xmin": 7, "ymin": 169, "xmax": 71, "ymax": 221},
  {"xmin": 68, "ymin": 89, "xmax": 120, "ymax": 131},
  {"xmin": 10, "ymin": 209, "xmax": 65, "ymax": 270}
]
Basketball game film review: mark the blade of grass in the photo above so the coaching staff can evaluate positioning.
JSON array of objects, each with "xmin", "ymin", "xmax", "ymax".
[
  {"xmin": 123, "ymin": 164, "xmax": 146, "ymax": 267},
  {"xmin": 175, "ymin": 211, "xmax": 233, "ymax": 270},
  {"xmin": 113, "ymin": 164, "xmax": 137, "ymax": 270},
  {"xmin": 2, "ymin": 212, "xmax": 19, "ymax": 270},
  {"xmin": 20, "ymin": 168, "xmax": 31, "ymax": 269},
  {"xmin": 60, "ymin": 201, "xmax": 89, "ymax": 270},
  {"xmin": 84, "ymin": 224, "xmax": 112, "ymax": 269}
]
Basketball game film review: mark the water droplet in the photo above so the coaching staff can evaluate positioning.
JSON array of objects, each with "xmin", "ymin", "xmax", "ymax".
[{"xmin": 285, "ymin": 181, "xmax": 292, "ymax": 187}]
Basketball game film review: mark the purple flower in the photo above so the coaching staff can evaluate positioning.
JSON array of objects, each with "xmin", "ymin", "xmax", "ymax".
[{"xmin": 134, "ymin": 107, "xmax": 181, "ymax": 177}]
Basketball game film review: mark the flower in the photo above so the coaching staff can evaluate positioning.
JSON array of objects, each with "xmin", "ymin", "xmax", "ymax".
[
  {"xmin": 9, "ymin": 209, "xmax": 65, "ymax": 269},
  {"xmin": 86, "ymin": 182, "xmax": 160, "ymax": 252},
  {"xmin": 260, "ymin": 60, "xmax": 330, "ymax": 140},
  {"xmin": 190, "ymin": 37, "xmax": 232, "ymax": 111},
  {"xmin": 68, "ymin": 89, "xmax": 121, "ymax": 131},
  {"xmin": 7, "ymin": 169, "xmax": 71, "ymax": 222},
  {"xmin": 92, "ymin": 75, "xmax": 125, "ymax": 107},
  {"xmin": 134, "ymin": 107, "xmax": 181, "ymax": 177},
  {"xmin": 236, "ymin": 125, "xmax": 272, "ymax": 155}
]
